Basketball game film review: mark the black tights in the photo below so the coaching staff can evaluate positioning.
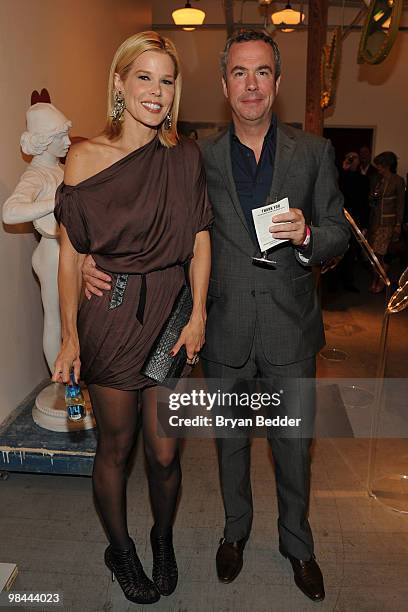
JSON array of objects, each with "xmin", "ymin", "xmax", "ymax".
[{"xmin": 89, "ymin": 384, "xmax": 181, "ymax": 549}]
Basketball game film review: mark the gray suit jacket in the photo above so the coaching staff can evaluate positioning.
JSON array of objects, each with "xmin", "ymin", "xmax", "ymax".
[{"xmin": 199, "ymin": 120, "xmax": 350, "ymax": 367}]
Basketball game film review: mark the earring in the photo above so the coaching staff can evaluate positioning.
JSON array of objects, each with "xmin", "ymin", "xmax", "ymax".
[
  {"xmin": 164, "ymin": 113, "xmax": 172, "ymax": 130},
  {"xmin": 110, "ymin": 90, "xmax": 126, "ymax": 122}
]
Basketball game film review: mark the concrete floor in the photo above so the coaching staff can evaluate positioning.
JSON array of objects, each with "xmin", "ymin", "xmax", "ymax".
[{"xmin": 1, "ymin": 264, "xmax": 408, "ymax": 612}]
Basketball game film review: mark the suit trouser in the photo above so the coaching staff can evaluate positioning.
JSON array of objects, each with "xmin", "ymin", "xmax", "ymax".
[{"xmin": 202, "ymin": 325, "xmax": 316, "ymax": 560}]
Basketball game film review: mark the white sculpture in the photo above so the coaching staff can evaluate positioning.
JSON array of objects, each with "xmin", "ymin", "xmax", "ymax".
[
  {"xmin": 3, "ymin": 103, "xmax": 94, "ymax": 431},
  {"xmin": 3, "ymin": 103, "xmax": 71, "ymax": 368}
]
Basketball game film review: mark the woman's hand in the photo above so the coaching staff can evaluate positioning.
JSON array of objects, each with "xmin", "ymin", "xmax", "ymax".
[
  {"xmin": 171, "ymin": 314, "xmax": 206, "ymax": 363},
  {"xmin": 52, "ymin": 339, "xmax": 81, "ymax": 384}
]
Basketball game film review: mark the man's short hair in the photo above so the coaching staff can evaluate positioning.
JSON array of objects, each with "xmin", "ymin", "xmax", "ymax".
[{"xmin": 220, "ymin": 29, "xmax": 281, "ymax": 81}]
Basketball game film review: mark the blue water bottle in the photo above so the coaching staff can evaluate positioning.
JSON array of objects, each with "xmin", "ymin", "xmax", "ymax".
[{"xmin": 65, "ymin": 370, "xmax": 86, "ymax": 421}]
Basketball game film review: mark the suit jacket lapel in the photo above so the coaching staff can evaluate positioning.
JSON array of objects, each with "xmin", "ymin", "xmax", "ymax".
[
  {"xmin": 269, "ymin": 120, "xmax": 297, "ymax": 202},
  {"xmin": 211, "ymin": 129, "xmax": 252, "ymax": 236}
]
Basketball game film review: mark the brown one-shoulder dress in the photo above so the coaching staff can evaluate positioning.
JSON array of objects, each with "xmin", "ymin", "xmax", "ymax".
[{"xmin": 54, "ymin": 136, "xmax": 213, "ymax": 390}]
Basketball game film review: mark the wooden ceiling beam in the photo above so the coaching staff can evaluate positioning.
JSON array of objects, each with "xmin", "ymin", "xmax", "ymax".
[
  {"xmin": 224, "ymin": 0, "xmax": 235, "ymax": 38},
  {"xmin": 305, "ymin": 0, "xmax": 329, "ymax": 135}
]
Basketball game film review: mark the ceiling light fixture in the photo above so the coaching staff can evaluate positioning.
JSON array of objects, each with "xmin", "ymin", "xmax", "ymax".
[
  {"xmin": 271, "ymin": 2, "xmax": 304, "ymax": 33},
  {"xmin": 172, "ymin": 1, "xmax": 206, "ymax": 31}
]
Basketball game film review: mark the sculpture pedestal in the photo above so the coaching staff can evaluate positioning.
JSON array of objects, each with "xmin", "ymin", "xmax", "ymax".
[{"xmin": 32, "ymin": 383, "xmax": 95, "ymax": 432}]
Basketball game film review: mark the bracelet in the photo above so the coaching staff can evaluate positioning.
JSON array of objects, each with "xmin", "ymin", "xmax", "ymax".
[{"xmin": 298, "ymin": 224, "xmax": 311, "ymax": 249}]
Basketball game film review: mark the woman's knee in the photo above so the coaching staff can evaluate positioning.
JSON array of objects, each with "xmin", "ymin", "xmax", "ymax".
[
  {"xmin": 145, "ymin": 447, "xmax": 179, "ymax": 472},
  {"xmin": 96, "ymin": 434, "xmax": 135, "ymax": 468}
]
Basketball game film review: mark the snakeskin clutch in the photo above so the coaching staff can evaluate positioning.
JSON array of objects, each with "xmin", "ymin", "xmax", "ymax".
[{"xmin": 142, "ymin": 285, "xmax": 193, "ymax": 386}]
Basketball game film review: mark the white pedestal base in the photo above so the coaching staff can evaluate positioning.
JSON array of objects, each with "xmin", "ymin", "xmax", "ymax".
[{"xmin": 32, "ymin": 383, "xmax": 95, "ymax": 432}]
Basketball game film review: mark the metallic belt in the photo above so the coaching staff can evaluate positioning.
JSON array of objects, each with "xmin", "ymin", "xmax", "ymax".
[{"xmin": 108, "ymin": 273, "xmax": 146, "ymax": 325}]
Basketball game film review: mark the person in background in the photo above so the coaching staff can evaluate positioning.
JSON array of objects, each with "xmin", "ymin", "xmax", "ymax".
[
  {"xmin": 368, "ymin": 151, "xmax": 405, "ymax": 292},
  {"xmin": 340, "ymin": 152, "xmax": 370, "ymax": 230},
  {"xmin": 335, "ymin": 152, "xmax": 370, "ymax": 292},
  {"xmin": 359, "ymin": 145, "xmax": 378, "ymax": 186},
  {"xmin": 383, "ymin": 170, "xmax": 408, "ymax": 281}
]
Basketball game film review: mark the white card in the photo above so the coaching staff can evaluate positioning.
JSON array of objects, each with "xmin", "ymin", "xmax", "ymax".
[{"xmin": 252, "ymin": 197, "xmax": 290, "ymax": 252}]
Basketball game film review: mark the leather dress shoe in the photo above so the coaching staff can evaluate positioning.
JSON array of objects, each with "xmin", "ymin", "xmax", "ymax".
[
  {"xmin": 216, "ymin": 537, "xmax": 246, "ymax": 583},
  {"xmin": 280, "ymin": 548, "xmax": 325, "ymax": 602}
]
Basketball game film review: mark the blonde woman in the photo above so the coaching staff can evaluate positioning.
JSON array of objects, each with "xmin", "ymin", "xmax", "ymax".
[{"xmin": 52, "ymin": 32, "xmax": 212, "ymax": 604}]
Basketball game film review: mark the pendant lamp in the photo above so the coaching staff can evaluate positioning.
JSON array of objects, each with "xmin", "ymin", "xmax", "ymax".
[
  {"xmin": 172, "ymin": 1, "xmax": 206, "ymax": 31},
  {"xmin": 271, "ymin": 2, "xmax": 304, "ymax": 32}
]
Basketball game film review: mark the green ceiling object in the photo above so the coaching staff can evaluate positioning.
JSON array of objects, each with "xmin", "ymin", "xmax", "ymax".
[{"xmin": 358, "ymin": 0, "xmax": 403, "ymax": 64}]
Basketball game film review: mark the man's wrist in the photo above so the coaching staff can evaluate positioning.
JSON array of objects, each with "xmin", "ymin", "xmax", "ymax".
[{"xmin": 297, "ymin": 225, "xmax": 311, "ymax": 249}]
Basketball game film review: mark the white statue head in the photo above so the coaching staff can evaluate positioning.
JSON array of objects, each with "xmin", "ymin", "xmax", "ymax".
[{"xmin": 20, "ymin": 103, "xmax": 72, "ymax": 157}]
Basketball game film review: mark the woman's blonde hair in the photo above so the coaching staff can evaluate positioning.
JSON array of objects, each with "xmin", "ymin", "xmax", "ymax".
[{"xmin": 105, "ymin": 31, "xmax": 181, "ymax": 147}]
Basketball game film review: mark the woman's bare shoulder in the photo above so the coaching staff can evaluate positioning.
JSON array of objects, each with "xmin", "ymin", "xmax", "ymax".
[{"xmin": 64, "ymin": 136, "xmax": 121, "ymax": 186}]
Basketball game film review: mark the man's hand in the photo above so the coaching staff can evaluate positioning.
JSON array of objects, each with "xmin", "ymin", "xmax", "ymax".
[
  {"xmin": 342, "ymin": 153, "xmax": 359, "ymax": 171},
  {"xmin": 269, "ymin": 208, "xmax": 307, "ymax": 247},
  {"xmin": 82, "ymin": 255, "xmax": 111, "ymax": 298}
]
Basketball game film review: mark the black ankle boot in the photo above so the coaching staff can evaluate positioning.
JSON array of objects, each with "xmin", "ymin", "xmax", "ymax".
[
  {"xmin": 150, "ymin": 527, "xmax": 178, "ymax": 596},
  {"xmin": 105, "ymin": 538, "xmax": 160, "ymax": 604}
]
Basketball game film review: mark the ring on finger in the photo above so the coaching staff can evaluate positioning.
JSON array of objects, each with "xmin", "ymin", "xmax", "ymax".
[{"xmin": 187, "ymin": 355, "xmax": 199, "ymax": 366}]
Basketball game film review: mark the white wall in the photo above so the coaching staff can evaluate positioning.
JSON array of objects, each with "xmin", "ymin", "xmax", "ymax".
[
  {"xmin": 153, "ymin": 1, "xmax": 408, "ymax": 177},
  {"xmin": 0, "ymin": 0, "xmax": 151, "ymax": 423}
]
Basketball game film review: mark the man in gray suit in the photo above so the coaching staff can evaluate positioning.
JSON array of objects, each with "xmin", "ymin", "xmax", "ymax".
[
  {"xmin": 82, "ymin": 29, "xmax": 349, "ymax": 603},
  {"xmin": 198, "ymin": 30, "xmax": 348, "ymax": 602}
]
